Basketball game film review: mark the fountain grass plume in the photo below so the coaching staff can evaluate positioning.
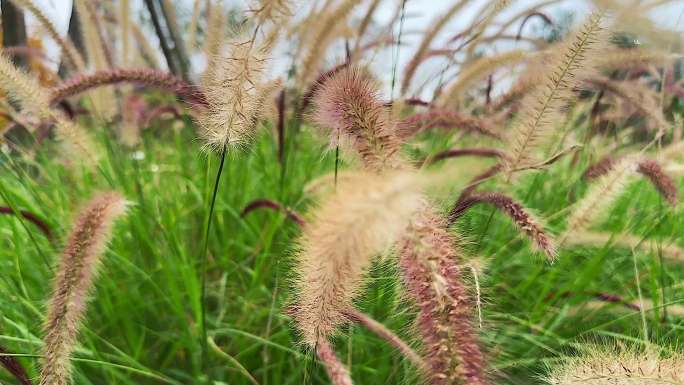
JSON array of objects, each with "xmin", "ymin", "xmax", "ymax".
[
  {"xmin": 0, "ymin": 345, "xmax": 31, "ymax": 385},
  {"xmin": 503, "ymin": 12, "xmax": 605, "ymax": 178},
  {"xmin": 584, "ymin": 156, "xmax": 678, "ymax": 207},
  {"xmin": 316, "ymin": 339, "xmax": 353, "ymax": 385},
  {"xmin": 546, "ymin": 345, "xmax": 684, "ymax": 385},
  {"xmin": 198, "ymin": 32, "xmax": 273, "ymax": 152},
  {"xmin": 312, "ymin": 66, "xmax": 401, "ymax": 170},
  {"xmin": 293, "ymin": 171, "xmax": 423, "ymax": 345},
  {"xmin": 0, "ymin": 52, "xmax": 51, "ymax": 118},
  {"xmin": 564, "ymin": 157, "xmax": 636, "ymax": 242},
  {"xmin": 398, "ymin": 205, "xmax": 488, "ymax": 385},
  {"xmin": 298, "ymin": 0, "xmax": 360, "ymax": 85},
  {"xmin": 40, "ymin": 192, "xmax": 128, "ymax": 385},
  {"xmin": 50, "ymin": 68, "xmax": 208, "ymax": 108},
  {"xmin": 448, "ymin": 191, "xmax": 557, "ymax": 259}
]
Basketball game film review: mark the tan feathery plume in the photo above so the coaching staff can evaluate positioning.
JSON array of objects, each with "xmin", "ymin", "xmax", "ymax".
[
  {"xmin": 8, "ymin": 0, "xmax": 86, "ymax": 72},
  {"xmin": 298, "ymin": 0, "xmax": 360, "ymax": 85},
  {"xmin": 584, "ymin": 156, "xmax": 678, "ymax": 207},
  {"xmin": 0, "ymin": 52, "xmax": 52, "ymax": 119},
  {"xmin": 0, "ymin": 53, "xmax": 98, "ymax": 163},
  {"xmin": 563, "ymin": 157, "xmax": 636, "ymax": 241},
  {"xmin": 74, "ymin": 0, "xmax": 115, "ymax": 119},
  {"xmin": 50, "ymin": 68, "xmax": 208, "ymax": 108},
  {"xmin": 40, "ymin": 192, "xmax": 128, "ymax": 385},
  {"xmin": 439, "ymin": 50, "xmax": 528, "ymax": 106},
  {"xmin": 293, "ymin": 171, "xmax": 423, "ymax": 345},
  {"xmin": 312, "ymin": 66, "xmax": 401, "ymax": 170},
  {"xmin": 401, "ymin": 0, "xmax": 474, "ymax": 94},
  {"xmin": 546, "ymin": 346, "xmax": 684, "ymax": 385},
  {"xmin": 503, "ymin": 13, "xmax": 605, "ymax": 177},
  {"xmin": 202, "ymin": 2, "xmax": 226, "ymax": 80},
  {"xmin": 198, "ymin": 32, "xmax": 273, "ymax": 152},
  {"xmin": 595, "ymin": 47, "xmax": 672, "ymax": 70},
  {"xmin": 250, "ymin": 0, "xmax": 291, "ymax": 27},
  {"xmin": 316, "ymin": 339, "xmax": 354, "ymax": 385},
  {"xmin": 448, "ymin": 191, "xmax": 557, "ymax": 259},
  {"xmin": 398, "ymin": 205, "xmax": 487, "ymax": 385}
]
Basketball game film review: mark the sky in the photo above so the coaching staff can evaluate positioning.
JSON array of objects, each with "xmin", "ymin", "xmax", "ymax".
[{"xmin": 25, "ymin": 0, "xmax": 684, "ymax": 97}]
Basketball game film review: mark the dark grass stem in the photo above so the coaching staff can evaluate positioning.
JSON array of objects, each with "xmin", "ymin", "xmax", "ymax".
[{"xmin": 200, "ymin": 143, "xmax": 228, "ymax": 370}]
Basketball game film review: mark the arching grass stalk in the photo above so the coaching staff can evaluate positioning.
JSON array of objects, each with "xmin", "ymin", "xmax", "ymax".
[{"xmin": 200, "ymin": 143, "xmax": 227, "ymax": 366}]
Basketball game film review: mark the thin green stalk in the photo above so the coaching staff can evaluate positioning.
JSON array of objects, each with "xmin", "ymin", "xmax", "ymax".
[{"xmin": 200, "ymin": 143, "xmax": 227, "ymax": 367}]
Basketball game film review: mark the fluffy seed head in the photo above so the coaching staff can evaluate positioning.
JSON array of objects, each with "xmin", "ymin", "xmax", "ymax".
[
  {"xmin": 503, "ymin": 12, "xmax": 605, "ymax": 177},
  {"xmin": 0, "ymin": 52, "xmax": 51, "ymax": 118},
  {"xmin": 293, "ymin": 171, "xmax": 423, "ymax": 345},
  {"xmin": 199, "ymin": 32, "xmax": 272, "ymax": 152},
  {"xmin": 40, "ymin": 192, "xmax": 128, "ymax": 385},
  {"xmin": 547, "ymin": 346, "xmax": 684, "ymax": 385},
  {"xmin": 312, "ymin": 66, "xmax": 401, "ymax": 170},
  {"xmin": 449, "ymin": 191, "xmax": 557, "ymax": 259}
]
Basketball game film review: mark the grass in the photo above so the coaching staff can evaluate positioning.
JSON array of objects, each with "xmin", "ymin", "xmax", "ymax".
[{"xmin": 0, "ymin": 114, "xmax": 682, "ymax": 385}]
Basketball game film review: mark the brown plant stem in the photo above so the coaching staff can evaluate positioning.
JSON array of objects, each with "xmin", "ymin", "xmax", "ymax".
[
  {"xmin": 316, "ymin": 339, "xmax": 354, "ymax": 385},
  {"xmin": 447, "ymin": 191, "xmax": 556, "ymax": 258},
  {"xmin": 398, "ymin": 208, "xmax": 488, "ymax": 385}
]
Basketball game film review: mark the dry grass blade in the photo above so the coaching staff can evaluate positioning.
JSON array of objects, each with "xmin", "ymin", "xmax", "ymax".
[
  {"xmin": 312, "ymin": 66, "xmax": 400, "ymax": 170},
  {"xmin": 440, "ymin": 50, "xmax": 528, "ymax": 106},
  {"xmin": 546, "ymin": 346, "xmax": 684, "ymax": 385},
  {"xmin": 504, "ymin": 13, "xmax": 605, "ymax": 177},
  {"xmin": 564, "ymin": 157, "xmax": 635, "ymax": 241},
  {"xmin": 583, "ymin": 156, "xmax": 678, "ymax": 207}
]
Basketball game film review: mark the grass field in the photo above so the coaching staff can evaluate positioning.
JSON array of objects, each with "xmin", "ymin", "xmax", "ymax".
[{"xmin": 1, "ymin": 115, "xmax": 682, "ymax": 384}]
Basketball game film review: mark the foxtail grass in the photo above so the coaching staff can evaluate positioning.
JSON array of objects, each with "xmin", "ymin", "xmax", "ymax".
[
  {"xmin": 40, "ymin": 192, "xmax": 128, "ymax": 385},
  {"xmin": 449, "ymin": 191, "xmax": 557, "ymax": 259},
  {"xmin": 293, "ymin": 171, "xmax": 423, "ymax": 345},
  {"xmin": 503, "ymin": 12, "xmax": 605, "ymax": 178}
]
